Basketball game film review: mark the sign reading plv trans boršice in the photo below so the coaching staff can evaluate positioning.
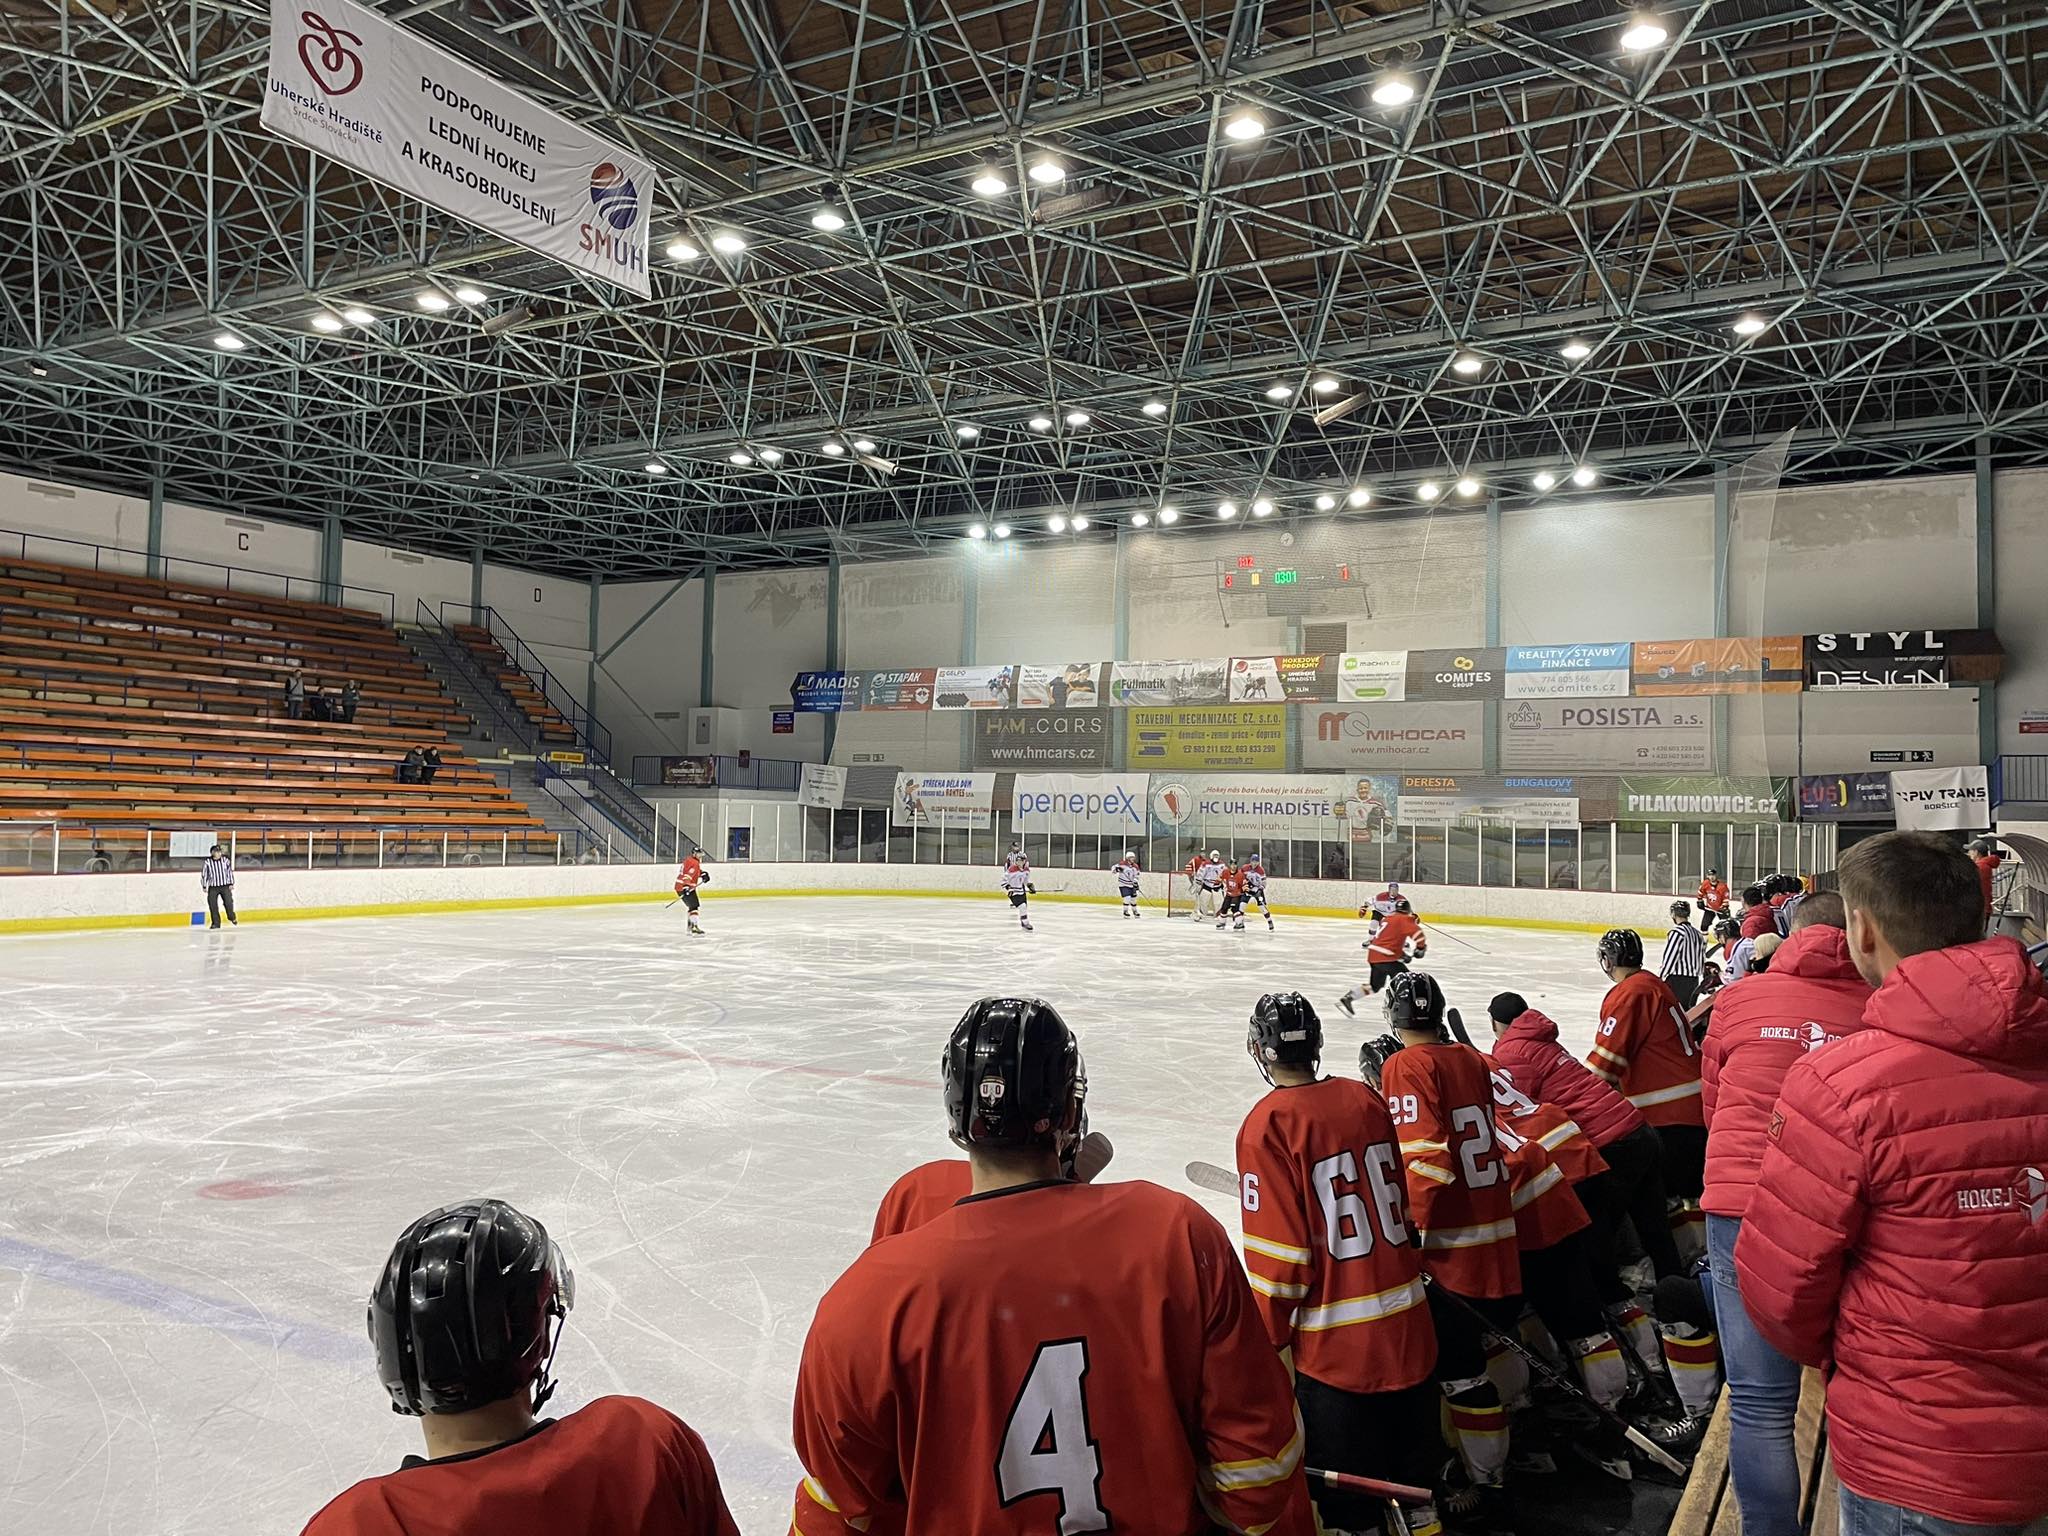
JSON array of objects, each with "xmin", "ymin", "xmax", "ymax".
[{"xmin": 262, "ymin": 0, "xmax": 654, "ymax": 295}]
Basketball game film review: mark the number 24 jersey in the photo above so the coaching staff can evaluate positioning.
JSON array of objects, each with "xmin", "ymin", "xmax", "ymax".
[{"xmin": 791, "ymin": 1179, "xmax": 1313, "ymax": 1536}]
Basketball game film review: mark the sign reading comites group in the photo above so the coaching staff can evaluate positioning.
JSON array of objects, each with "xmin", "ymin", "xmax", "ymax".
[{"xmin": 263, "ymin": 0, "xmax": 654, "ymax": 295}]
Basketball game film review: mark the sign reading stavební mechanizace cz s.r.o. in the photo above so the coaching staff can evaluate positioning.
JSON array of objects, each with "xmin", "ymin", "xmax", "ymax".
[{"xmin": 261, "ymin": 0, "xmax": 654, "ymax": 295}]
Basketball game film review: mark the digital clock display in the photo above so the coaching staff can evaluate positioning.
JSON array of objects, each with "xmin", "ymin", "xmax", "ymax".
[{"xmin": 1271, "ymin": 569, "xmax": 1298, "ymax": 585}]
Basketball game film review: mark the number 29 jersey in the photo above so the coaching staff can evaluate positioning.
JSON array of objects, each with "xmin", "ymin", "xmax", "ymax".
[
  {"xmin": 1234, "ymin": 1078, "xmax": 1436, "ymax": 1395},
  {"xmin": 791, "ymin": 1179, "xmax": 1313, "ymax": 1536}
]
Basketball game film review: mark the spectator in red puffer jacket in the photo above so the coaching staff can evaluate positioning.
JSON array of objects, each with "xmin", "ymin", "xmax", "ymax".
[
  {"xmin": 1737, "ymin": 832, "xmax": 2048, "ymax": 1536},
  {"xmin": 1487, "ymin": 995, "xmax": 1681, "ymax": 1290},
  {"xmin": 1698, "ymin": 892, "xmax": 1872, "ymax": 1536}
]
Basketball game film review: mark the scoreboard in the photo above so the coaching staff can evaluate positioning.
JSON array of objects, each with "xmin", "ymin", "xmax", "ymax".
[{"xmin": 1217, "ymin": 554, "xmax": 1364, "ymax": 615}]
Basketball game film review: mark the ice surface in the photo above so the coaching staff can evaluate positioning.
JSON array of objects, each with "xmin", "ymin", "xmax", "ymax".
[{"xmin": 0, "ymin": 895, "xmax": 1617, "ymax": 1534}]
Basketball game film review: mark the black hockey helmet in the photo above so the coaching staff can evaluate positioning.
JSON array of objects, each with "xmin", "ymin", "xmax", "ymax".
[
  {"xmin": 1382, "ymin": 970, "xmax": 1448, "ymax": 1038},
  {"xmin": 1358, "ymin": 1033, "xmax": 1404, "ymax": 1090},
  {"xmin": 369, "ymin": 1199, "xmax": 572, "ymax": 1417},
  {"xmin": 943, "ymin": 997, "xmax": 1084, "ymax": 1153},
  {"xmin": 1597, "ymin": 928, "xmax": 1645, "ymax": 971},
  {"xmin": 1248, "ymin": 992, "xmax": 1323, "ymax": 1080},
  {"xmin": 1713, "ymin": 916, "xmax": 1741, "ymax": 943}
]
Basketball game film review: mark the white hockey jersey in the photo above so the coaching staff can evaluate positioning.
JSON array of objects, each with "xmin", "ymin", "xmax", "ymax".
[
  {"xmin": 1000, "ymin": 865, "xmax": 1030, "ymax": 896},
  {"xmin": 1196, "ymin": 858, "xmax": 1224, "ymax": 889},
  {"xmin": 1114, "ymin": 858, "xmax": 1141, "ymax": 891}
]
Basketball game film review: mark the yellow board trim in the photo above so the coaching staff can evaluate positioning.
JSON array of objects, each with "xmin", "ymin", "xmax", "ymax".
[{"xmin": 0, "ymin": 884, "xmax": 1662, "ymax": 938}]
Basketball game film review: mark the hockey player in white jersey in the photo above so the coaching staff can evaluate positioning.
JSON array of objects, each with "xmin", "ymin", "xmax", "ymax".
[
  {"xmin": 1194, "ymin": 849, "xmax": 1225, "ymax": 918},
  {"xmin": 1241, "ymin": 852, "xmax": 1275, "ymax": 930},
  {"xmin": 1362, "ymin": 879, "xmax": 1404, "ymax": 948},
  {"xmin": 1002, "ymin": 846, "xmax": 1033, "ymax": 931},
  {"xmin": 1114, "ymin": 851, "xmax": 1142, "ymax": 918}
]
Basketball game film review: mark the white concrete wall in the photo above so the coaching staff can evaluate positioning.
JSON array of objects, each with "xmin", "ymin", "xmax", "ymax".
[
  {"xmin": 0, "ymin": 860, "xmax": 1681, "ymax": 935},
  {"xmin": 1501, "ymin": 492, "xmax": 1717, "ymax": 644},
  {"xmin": 1995, "ymin": 469, "xmax": 2048, "ymax": 756},
  {"xmin": 594, "ymin": 576, "xmax": 705, "ymax": 768},
  {"xmin": 342, "ymin": 538, "xmax": 473, "ymax": 623},
  {"xmin": 0, "ymin": 470, "xmax": 145, "ymax": 559}
]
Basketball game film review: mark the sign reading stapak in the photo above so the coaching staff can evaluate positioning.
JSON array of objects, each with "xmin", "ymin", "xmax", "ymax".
[
  {"xmin": 262, "ymin": 0, "xmax": 654, "ymax": 295},
  {"xmin": 1889, "ymin": 764, "xmax": 1989, "ymax": 831}
]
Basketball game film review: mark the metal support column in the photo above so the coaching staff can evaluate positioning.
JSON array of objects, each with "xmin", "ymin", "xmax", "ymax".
[
  {"xmin": 1484, "ymin": 490, "xmax": 1502, "ymax": 774},
  {"xmin": 469, "ymin": 546, "xmax": 484, "ymax": 624},
  {"xmin": 319, "ymin": 511, "xmax": 343, "ymax": 604},
  {"xmin": 146, "ymin": 476, "xmax": 164, "ymax": 578},
  {"xmin": 823, "ymin": 552, "xmax": 842, "ymax": 763},
  {"xmin": 1712, "ymin": 462, "xmax": 1732, "ymax": 775},
  {"xmin": 1975, "ymin": 437, "xmax": 1999, "ymax": 767},
  {"xmin": 1112, "ymin": 525, "xmax": 1132, "ymax": 771},
  {"xmin": 960, "ymin": 551, "xmax": 980, "ymax": 771},
  {"xmin": 699, "ymin": 570, "xmax": 717, "ymax": 707},
  {"xmin": 586, "ymin": 575, "xmax": 601, "ymax": 725}
]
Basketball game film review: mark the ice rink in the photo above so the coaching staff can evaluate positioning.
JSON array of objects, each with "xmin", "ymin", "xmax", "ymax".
[{"xmin": 0, "ymin": 893, "xmax": 1619, "ymax": 1534}]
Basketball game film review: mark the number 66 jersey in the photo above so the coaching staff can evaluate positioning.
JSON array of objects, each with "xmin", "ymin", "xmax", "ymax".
[{"xmin": 790, "ymin": 1179, "xmax": 1314, "ymax": 1536}]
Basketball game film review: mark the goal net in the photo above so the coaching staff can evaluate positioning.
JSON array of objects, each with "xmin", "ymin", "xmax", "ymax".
[{"xmin": 1165, "ymin": 873, "xmax": 1222, "ymax": 919}]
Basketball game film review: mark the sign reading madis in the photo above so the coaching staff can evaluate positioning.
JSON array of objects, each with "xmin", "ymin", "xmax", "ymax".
[{"xmin": 1125, "ymin": 706, "xmax": 1286, "ymax": 770}]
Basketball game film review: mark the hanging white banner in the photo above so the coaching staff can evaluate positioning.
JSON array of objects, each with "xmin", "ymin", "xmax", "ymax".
[
  {"xmin": 1013, "ymin": 774, "xmax": 1150, "ymax": 838},
  {"xmin": 1889, "ymin": 765, "xmax": 1990, "ymax": 831},
  {"xmin": 892, "ymin": 772, "xmax": 997, "ymax": 828},
  {"xmin": 797, "ymin": 762, "xmax": 846, "ymax": 810},
  {"xmin": 262, "ymin": 0, "xmax": 654, "ymax": 296}
]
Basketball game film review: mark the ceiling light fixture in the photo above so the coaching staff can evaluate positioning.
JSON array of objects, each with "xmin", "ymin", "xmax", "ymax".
[
  {"xmin": 342, "ymin": 307, "xmax": 375, "ymax": 326},
  {"xmin": 1620, "ymin": 15, "xmax": 1669, "ymax": 51},
  {"xmin": 1451, "ymin": 352, "xmax": 1484, "ymax": 375},
  {"xmin": 1311, "ymin": 376, "xmax": 1340, "ymax": 395},
  {"xmin": 1347, "ymin": 487, "xmax": 1372, "ymax": 507},
  {"xmin": 27, "ymin": 361, "xmax": 49, "ymax": 377},
  {"xmin": 666, "ymin": 238, "xmax": 702, "ymax": 262},
  {"xmin": 1141, "ymin": 399, "xmax": 1168, "ymax": 417},
  {"xmin": 968, "ymin": 523, "xmax": 988, "ymax": 539},
  {"xmin": 1314, "ymin": 494, "xmax": 1337, "ymax": 511},
  {"xmin": 1158, "ymin": 507, "xmax": 1180, "ymax": 525},
  {"xmin": 1455, "ymin": 476, "xmax": 1481, "ymax": 498},
  {"xmin": 1223, "ymin": 108, "xmax": 1266, "ymax": 141},
  {"xmin": 956, "ymin": 424, "xmax": 980, "ymax": 439},
  {"xmin": 310, "ymin": 313, "xmax": 344, "ymax": 333},
  {"xmin": 1251, "ymin": 497, "xmax": 1275, "ymax": 517},
  {"xmin": 1028, "ymin": 157, "xmax": 1066, "ymax": 184},
  {"xmin": 1131, "ymin": 510, "xmax": 1151, "ymax": 528},
  {"xmin": 810, "ymin": 207, "xmax": 848, "ymax": 232},
  {"xmin": 759, "ymin": 448, "xmax": 784, "ymax": 465},
  {"xmin": 453, "ymin": 285, "xmax": 486, "ymax": 304},
  {"xmin": 1265, "ymin": 383, "xmax": 1294, "ymax": 401},
  {"xmin": 1065, "ymin": 410, "xmax": 1090, "ymax": 427},
  {"xmin": 213, "ymin": 332, "xmax": 246, "ymax": 350},
  {"xmin": 415, "ymin": 290, "xmax": 451, "ymax": 312},
  {"xmin": 1218, "ymin": 500, "xmax": 1239, "ymax": 520},
  {"xmin": 1371, "ymin": 74, "xmax": 1417, "ymax": 107},
  {"xmin": 993, "ymin": 522, "xmax": 1012, "ymax": 539},
  {"xmin": 1417, "ymin": 480, "xmax": 1442, "ymax": 502},
  {"xmin": 1048, "ymin": 513, "xmax": 1068, "ymax": 533},
  {"xmin": 821, "ymin": 440, "xmax": 847, "ymax": 456},
  {"xmin": 1071, "ymin": 514, "xmax": 1090, "ymax": 531},
  {"xmin": 1532, "ymin": 470, "xmax": 1557, "ymax": 491},
  {"xmin": 1561, "ymin": 340, "xmax": 1592, "ymax": 361},
  {"xmin": 729, "ymin": 451, "xmax": 754, "ymax": 466},
  {"xmin": 710, "ymin": 230, "xmax": 748, "ymax": 255},
  {"xmin": 971, "ymin": 170, "xmax": 1008, "ymax": 197},
  {"xmin": 646, "ymin": 461, "xmax": 668, "ymax": 475},
  {"xmin": 1732, "ymin": 312, "xmax": 1770, "ymax": 336},
  {"xmin": 853, "ymin": 437, "xmax": 877, "ymax": 453},
  {"xmin": 1571, "ymin": 464, "xmax": 1599, "ymax": 487},
  {"xmin": 1029, "ymin": 415, "xmax": 1054, "ymax": 432}
]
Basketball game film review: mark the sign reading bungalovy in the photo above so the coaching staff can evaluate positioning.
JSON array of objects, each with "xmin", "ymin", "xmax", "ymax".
[{"xmin": 263, "ymin": 0, "xmax": 654, "ymax": 296}]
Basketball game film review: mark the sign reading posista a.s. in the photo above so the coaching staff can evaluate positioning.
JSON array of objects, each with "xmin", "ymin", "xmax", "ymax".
[{"xmin": 262, "ymin": 0, "xmax": 654, "ymax": 295}]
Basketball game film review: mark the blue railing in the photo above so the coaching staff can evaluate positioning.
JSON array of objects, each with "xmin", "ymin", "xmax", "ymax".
[
  {"xmin": 414, "ymin": 601, "xmax": 545, "ymax": 754},
  {"xmin": 1994, "ymin": 755, "xmax": 2048, "ymax": 807}
]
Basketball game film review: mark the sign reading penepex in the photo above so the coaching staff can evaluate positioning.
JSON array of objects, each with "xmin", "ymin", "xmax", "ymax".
[{"xmin": 263, "ymin": 0, "xmax": 655, "ymax": 296}]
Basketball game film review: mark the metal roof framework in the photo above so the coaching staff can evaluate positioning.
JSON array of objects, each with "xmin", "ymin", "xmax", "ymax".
[{"xmin": 1, "ymin": 0, "xmax": 2045, "ymax": 577}]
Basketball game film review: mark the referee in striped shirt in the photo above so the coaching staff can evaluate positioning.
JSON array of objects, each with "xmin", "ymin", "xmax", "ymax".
[
  {"xmin": 201, "ymin": 843, "xmax": 237, "ymax": 929},
  {"xmin": 1659, "ymin": 899, "xmax": 1704, "ymax": 1009}
]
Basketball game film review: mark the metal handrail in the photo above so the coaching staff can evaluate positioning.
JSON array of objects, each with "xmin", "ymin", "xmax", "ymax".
[
  {"xmin": 0, "ymin": 525, "xmax": 398, "ymax": 624},
  {"xmin": 413, "ymin": 601, "xmax": 545, "ymax": 754},
  {"xmin": 538, "ymin": 759, "xmax": 661, "ymax": 857},
  {"xmin": 440, "ymin": 602, "xmax": 614, "ymax": 764}
]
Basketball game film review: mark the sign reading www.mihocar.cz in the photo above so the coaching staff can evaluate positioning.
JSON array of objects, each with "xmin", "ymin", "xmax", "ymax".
[{"xmin": 263, "ymin": 0, "xmax": 655, "ymax": 295}]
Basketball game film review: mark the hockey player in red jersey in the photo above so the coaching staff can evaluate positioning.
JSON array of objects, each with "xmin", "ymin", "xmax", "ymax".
[
  {"xmin": 1236, "ymin": 993, "xmax": 1442, "ymax": 1536},
  {"xmin": 792, "ymin": 998, "xmax": 1313, "ymax": 1536},
  {"xmin": 1588, "ymin": 928, "xmax": 1706, "ymax": 1215},
  {"xmin": 301, "ymin": 1200, "xmax": 739, "ymax": 1536},
  {"xmin": 1339, "ymin": 901, "xmax": 1426, "ymax": 1015},
  {"xmin": 673, "ymin": 852, "xmax": 710, "ymax": 935},
  {"xmin": 1217, "ymin": 860, "xmax": 1249, "ymax": 932},
  {"xmin": 870, "ymin": 1123, "xmax": 1116, "ymax": 1244},
  {"xmin": 1364, "ymin": 973, "xmax": 1520, "ymax": 1517}
]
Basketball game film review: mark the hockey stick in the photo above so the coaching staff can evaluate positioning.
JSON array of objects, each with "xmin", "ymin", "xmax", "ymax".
[
  {"xmin": 1183, "ymin": 1161, "xmax": 1689, "ymax": 1476},
  {"xmin": 1423, "ymin": 924, "xmax": 1489, "ymax": 956},
  {"xmin": 1302, "ymin": 1467, "xmax": 1433, "ymax": 1504}
]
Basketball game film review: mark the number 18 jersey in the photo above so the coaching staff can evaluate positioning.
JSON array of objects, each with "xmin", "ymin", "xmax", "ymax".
[
  {"xmin": 1235, "ymin": 1078, "xmax": 1436, "ymax": 1395},
  {"xmin": 791, "ymin": 1179, "xmax": 1313, "ymax": 1536}
]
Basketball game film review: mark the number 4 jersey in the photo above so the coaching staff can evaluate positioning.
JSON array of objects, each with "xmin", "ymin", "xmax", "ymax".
[
  {"xmin": 791, "ymin": 1179, "xmax": 1314, "ymax": 1536},
  {"xmin": 1234, "ymin": 1078, "xmax": 1437, "ymax": 1394}
]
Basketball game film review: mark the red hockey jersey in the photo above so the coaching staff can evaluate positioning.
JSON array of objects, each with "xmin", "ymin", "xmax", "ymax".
[
  {"xmin": 792, "ymin": 1180, "xmax": 1313, "ymax": 1536},
  {"xmin": 1486, "ymin": 1066, "xmax": 1608, "ymax": 1185},
  {"xmin": 1381, "ymin": 1042, "xmax": 1519, "ymax": 1299},
  {"xmin": 1234, "ymin": 1078, "xmax": 1436, "ymax": 1394},
  {"xmin": 1587, "ymin": 970, "xmax": 1704, "ymax": 1127},
  {"xmin": 870, "ymin": 1158, "xmax": 972, "ymax": 1243},
  {"xmin": 674, "ymin": 855, "xmax": 705, "ymax": 892},
  {"xmin": 1494, "ymin": 1118, "xmax": 1590, "ymax": 1251},
  {"xmin": 301, "ymin": 1396, "xmax": 739, "ymax": 1536},
  {"xmin": 1366, "ymin": 912, "xmax": 1425, "ymax": 966}
]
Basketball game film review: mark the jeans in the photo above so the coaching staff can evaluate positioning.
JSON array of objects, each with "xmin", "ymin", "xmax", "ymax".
[
  {"xmin": 1838, "ymin": 1485, "xmax": 2030, "ymax": 1536},
  {"xmin": 1706, "ymin": 1214, "xmax": 1804, "ymax": 1536}
]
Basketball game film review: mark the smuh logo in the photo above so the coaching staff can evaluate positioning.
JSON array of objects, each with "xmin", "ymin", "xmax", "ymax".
[
  {"xmin": 1152, "ymin": 780, "xmax": 1193, "ymax": 826},
  {"xmin": 297, "ymin": 11, "xmax": 364, "ymax": 95},
  {"xmin": 589, "ymin": 162, "xmax": 639, "ymax": 232}
]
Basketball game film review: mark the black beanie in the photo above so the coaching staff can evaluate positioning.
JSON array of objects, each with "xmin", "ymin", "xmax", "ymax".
[{"xmin": 1488, "ymin": 992, "xmax": 1527, "ymax": 1026}]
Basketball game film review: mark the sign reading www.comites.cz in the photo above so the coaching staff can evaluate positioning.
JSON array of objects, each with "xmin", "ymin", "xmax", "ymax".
[{"xmin": 262, "ymin": 0, "xmax": 655, "ymax": 295}]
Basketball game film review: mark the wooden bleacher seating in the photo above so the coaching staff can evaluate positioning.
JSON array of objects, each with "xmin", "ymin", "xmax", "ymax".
[
  {"xmin": 452, "ymin": 623, "xmax": 579, "ymax": 743},
  {"xmin": 0, "ymin": 554, "xmax": 550, "ymax": 866},
  {"xmin": 1668, "ymin": 1370, "xmax": 1838, "ymax": 1536}
]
